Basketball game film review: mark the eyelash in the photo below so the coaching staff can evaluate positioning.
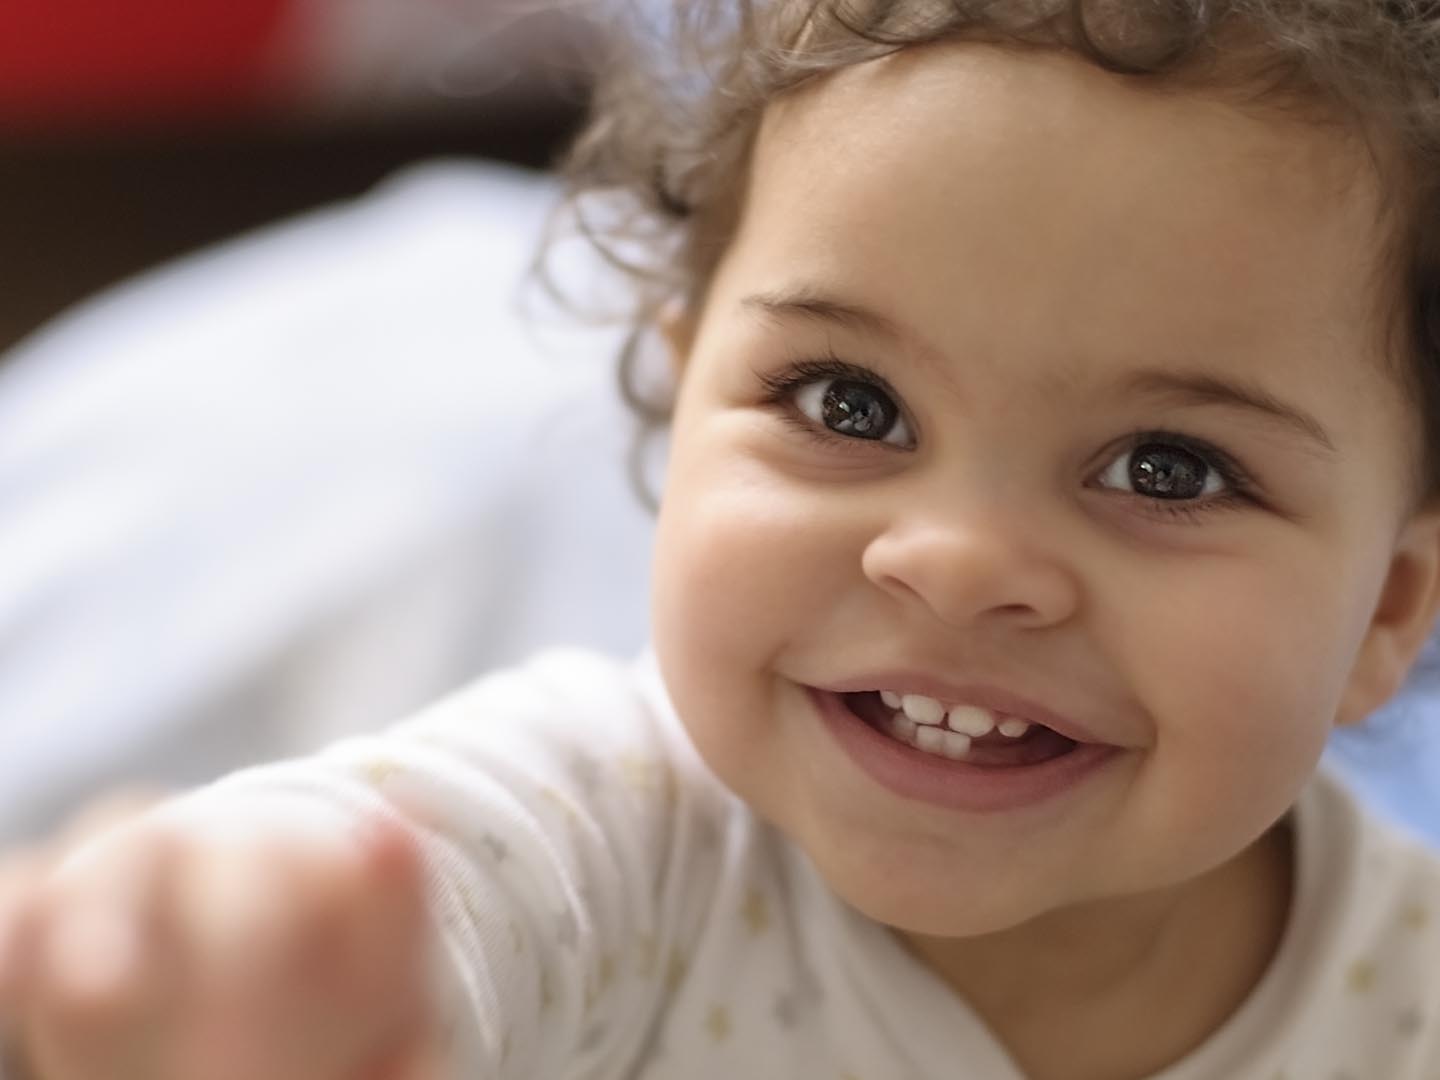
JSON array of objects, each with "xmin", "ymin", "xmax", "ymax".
[
  {"xmin": 757, "ymin": 355, "xmax": 911, "ymax": 449},
  {"xmin": 756, "ymin": 356, "xmax": 1264, "ymax": 523}
]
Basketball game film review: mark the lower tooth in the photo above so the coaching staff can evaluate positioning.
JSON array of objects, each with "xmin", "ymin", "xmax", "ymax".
[
  {"xmin": 940, "ymin": 731, "xmax": 972, "ymax": 759},
  {"xmin": 903, "ymin": 721, "xmax": 972, "ymax": 760},
  {"xmin": 915, "ymin": 725, "xmax": 945, "ymax": 753}
]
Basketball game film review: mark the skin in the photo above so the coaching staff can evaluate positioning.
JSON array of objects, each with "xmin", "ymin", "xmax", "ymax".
[
  {"xmin": 651, "ymin": 43, "xmax": 1440, "ymax": 1080},
  {"xmin": 0, "ymin": 803, "xmax": 434, "ymax": 1080}
]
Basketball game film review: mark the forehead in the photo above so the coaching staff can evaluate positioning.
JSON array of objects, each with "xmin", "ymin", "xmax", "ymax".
[{"xmin": 715, "ymin": 43, "xmax": 1397, "ymax": 413}]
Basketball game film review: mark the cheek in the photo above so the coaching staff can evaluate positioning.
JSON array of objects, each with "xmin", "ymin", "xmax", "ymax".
[
  {"xmin": 1115, "ymin": 530, "xmax": 1369, "ymax": 719},
  {"xmin": 650, "ymin": 446, "xmax": 863, "ymax": 800},
  {"xmin": 1108, "ymin": 552, "xmax": 1367, "ymax": 862},
  {"xmin": 651, "ymin": 433, "xmax": 868, "ymax": 658}
]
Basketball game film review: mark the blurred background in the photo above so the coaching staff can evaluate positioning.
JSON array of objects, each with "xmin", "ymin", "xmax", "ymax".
[
  {"xmin": 0, "ymin": 0, "xmax": 664, "ymax": 843},
  {"xmin": 0, "ymin": 0, "xmax": 596, "ymax": 350}
]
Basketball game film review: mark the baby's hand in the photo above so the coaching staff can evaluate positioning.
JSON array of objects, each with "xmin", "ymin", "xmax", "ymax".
[{"xmin": 0, "ymin": 800, "xmax": 437, "ymax": 1080}]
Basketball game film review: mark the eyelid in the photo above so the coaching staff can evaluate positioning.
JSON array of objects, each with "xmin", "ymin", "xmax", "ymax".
[
  {"xmin": 1095, "ymin": 431, "xmax": 1265, "ymax": 522},
  {"xmin": 1111, "ymin": 430, "xmax": 1260, "ymax": 494},
  {"xmin": 757, "ymin": 354, "xmax": 904, "ymax": 401},
  {"xmin": 756, "ymin": 354, "xmax": 918, "ymax": 449}
]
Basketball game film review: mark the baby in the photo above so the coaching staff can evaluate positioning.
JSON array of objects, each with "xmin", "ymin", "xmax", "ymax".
[{"xmin": 5, "ymin": 1, "xmax": 1440, "ymax": 1077}]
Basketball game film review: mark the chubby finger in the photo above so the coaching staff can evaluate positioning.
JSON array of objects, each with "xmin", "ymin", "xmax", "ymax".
[
  {"xmin": 289, "ymin": 819, "xmax": 431, "ymax": 1080},
  {"xmin": 168, "ymin": 815, "xmax": 425, "ymax": 1080},
  {"xmin": 0, "ymin": 852, "xmax": 47, "ymax": 1020},
  {"xmin": 24, "ymin": 827, "xmax": 181, "ymax": 1080},
  {"xmin": 331, "ymin": 822, "xmax": 432, "ymax": 1046},
  {"xmin": 337, "ymin": 818, "xmax": 427, "ymax": 996},
  {"xmin": 288, "ymin": 818, "xmax": 431, "ymax": 1080}
]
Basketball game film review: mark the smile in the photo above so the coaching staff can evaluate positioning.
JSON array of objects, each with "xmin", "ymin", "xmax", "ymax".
[
  {"xmin": 849, "ymin": 690, "xmax": 1078, "ymax": 767},
  {"xmin": 808, "ymin": 687, "xmax": 1122, "ymax": 813}
]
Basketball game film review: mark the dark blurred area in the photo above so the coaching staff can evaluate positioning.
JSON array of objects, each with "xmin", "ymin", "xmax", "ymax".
[{"xmin": 0, "ymin": 1, "xmax": 598, "ymax": 352}]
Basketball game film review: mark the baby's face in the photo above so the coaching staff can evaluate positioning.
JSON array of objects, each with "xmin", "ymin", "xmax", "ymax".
[{"xmin": 650, "ymin": 42, "xmax": 1426, "ymax": 936}]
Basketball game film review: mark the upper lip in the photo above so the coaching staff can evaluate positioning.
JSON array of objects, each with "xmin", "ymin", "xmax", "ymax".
[{"xmin": 811, "ymin": 672, "xmax": 1114, "ymax": 746}]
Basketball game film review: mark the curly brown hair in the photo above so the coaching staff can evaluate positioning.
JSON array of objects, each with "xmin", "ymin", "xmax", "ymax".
[{"xmin": 547, "ymin": 0, "xmax": 1440, "ymax": 507}]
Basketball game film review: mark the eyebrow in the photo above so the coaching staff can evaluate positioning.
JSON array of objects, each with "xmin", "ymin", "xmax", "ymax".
[
  {"xmin": 741, "ymin": 288, "xmax": 1338, "ymax": 456},
  {"xmin": 743, "ymin": 290, "xmax": 905, "ymax": 341},
  {"xmin": 1120, "ymin": 371, "xmax": 1337, "ymax": 456}
]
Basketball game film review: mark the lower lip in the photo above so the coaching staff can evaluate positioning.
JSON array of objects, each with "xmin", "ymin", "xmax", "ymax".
[{"xmin": 810, "ymin": 687, "xmax": 1121, "ymax": 814}]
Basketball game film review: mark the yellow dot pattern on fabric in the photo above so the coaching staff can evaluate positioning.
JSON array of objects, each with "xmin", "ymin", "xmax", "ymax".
[
  {"xmin": 706, "ymin": 1005, "xmax": 732, "ymax": 1042},
  {"xmin": 363, "ymin": 760, "xmax": 400, "ymax": 786},
  {"xmin": 1400, "ymin": 903, "xmax": 1429, "ymax": 932},
  {"xmin": 666, "ymin": 948, "xmax": 689, "ymax": 993},
  {"xmin": 742, "ymin": 887, "xmax": 771, "ymax": 936},
  {"xmin": 619, "ymin": 754, "xmax": 662, "ymax": 792},
  {"xmin": 1345, "ymin": 959, "xmax": 1377, "ymax": 995},
  {"xmin": 538, "ymin": 786, "xmax": 580, "ymax": 825}
]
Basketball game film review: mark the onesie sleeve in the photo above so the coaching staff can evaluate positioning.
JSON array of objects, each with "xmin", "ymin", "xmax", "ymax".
[{"xmin": 163, "ymin": 649, "xmax": 725, "ymax": 1080}]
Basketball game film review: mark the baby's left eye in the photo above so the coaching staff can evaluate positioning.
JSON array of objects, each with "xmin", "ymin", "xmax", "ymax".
[
  {"xmin": 1096, "ymin": 441, "xmax": 1228, "ymax": 501},
  {"xmin": 792, "ymin": 377, "xmax": 915, "ymax": 447}
]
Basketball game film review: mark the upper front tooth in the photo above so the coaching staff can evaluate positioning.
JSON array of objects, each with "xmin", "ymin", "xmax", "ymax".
[
  {"xmin": 879, "ymin": 690, "xmax": 902, "ymax": 709},
  {"xmin": 901, "ymin": 694, "xmax": 946, "ymax": 725},
  {"xmin": 946, "ymin": 705, "xmax": 995, "ymax": 738}
]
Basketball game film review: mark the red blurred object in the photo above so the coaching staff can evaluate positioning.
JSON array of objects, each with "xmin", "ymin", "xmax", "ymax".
[{"xmin": 0, "ymin": 0, "xmax": 294, "ymax": 130}]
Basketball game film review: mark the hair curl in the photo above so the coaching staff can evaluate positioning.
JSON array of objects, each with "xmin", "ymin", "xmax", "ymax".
[{"xmin": 544, "ymin": 0, "xmax": 1440, "ymax": 511}]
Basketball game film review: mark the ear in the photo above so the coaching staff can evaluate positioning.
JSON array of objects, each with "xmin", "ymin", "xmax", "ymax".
[
  {"xmin": 1337, "ymin": 504, "xmax": 1440, "ymax": 726},
  {"xmin": 659, "ymin": 302, "xmax": 699, "ymax": 379}
]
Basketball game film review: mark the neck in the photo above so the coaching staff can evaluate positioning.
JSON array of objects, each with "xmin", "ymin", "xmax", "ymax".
[{"xmin": 899, "ymin": 822, "xmax": 1295, "ymax": 1080}]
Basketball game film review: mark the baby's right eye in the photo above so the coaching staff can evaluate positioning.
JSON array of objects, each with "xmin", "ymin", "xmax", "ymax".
[
  {"xmin": 794, "ymin": 378, "xmax": 910, "ymax": 444},
  {"xmin": 760, "ymin": 359, "xmax": 916, "ymax": 449}
]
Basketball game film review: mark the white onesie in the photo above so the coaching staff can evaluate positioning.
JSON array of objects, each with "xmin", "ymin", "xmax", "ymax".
[{"xmin": 175, "ymin": 649, "xmax": 1440, "ymax": 1079}]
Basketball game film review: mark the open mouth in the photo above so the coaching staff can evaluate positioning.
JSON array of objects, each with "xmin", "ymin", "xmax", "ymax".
[{"xmin": 842, "ymin": 691, "xmax": 1080, "ymax": 768}]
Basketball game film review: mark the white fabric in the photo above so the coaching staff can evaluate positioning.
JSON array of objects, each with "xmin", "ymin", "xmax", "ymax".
[
  {"xmin": 172, "ymin": 648, "xmax": 1440, "ymax": 1078},
  {"xmin": 0, "ymin": 161, "xmax": 656, "ymax": 844}
]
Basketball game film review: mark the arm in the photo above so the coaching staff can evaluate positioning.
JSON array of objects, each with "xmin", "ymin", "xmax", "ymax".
[{"xmin": 0, "ymin": 650, "xmax": 692, "ymax": 1080}]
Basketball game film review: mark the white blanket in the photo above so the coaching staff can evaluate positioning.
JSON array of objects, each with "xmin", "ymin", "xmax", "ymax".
[{"xmin": 0, "ymin": 161, "xmax": 655, "ymax": 842}]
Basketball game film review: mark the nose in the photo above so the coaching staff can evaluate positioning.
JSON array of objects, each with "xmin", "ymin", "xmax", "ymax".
[{"xmin": 860, "ymin": 500, "xmax": 1082, "ymax": 632}]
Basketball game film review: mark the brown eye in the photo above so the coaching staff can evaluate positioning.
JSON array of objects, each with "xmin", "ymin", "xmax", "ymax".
[
  {"xmin": 1098, "ymin": 441, "xmax": 1225, "ymax": 500},
  {"xmin": 794, "ymin": 378, "xmax": 913, "ymax": 446}
]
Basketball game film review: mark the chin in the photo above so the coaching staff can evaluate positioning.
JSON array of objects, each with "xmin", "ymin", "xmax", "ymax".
[
  {"xmin": 855, "ymin": 889, "xmax": 1045, "ymax": 940},
  {"xmin": 809, "ymin": 846, "xmax": 1057, "ymax": 939}
]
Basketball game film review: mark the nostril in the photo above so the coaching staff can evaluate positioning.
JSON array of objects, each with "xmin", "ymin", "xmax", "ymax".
[{"xmin": 860, "ymin": 528, "xmax": 1080, "ymax": 630}]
